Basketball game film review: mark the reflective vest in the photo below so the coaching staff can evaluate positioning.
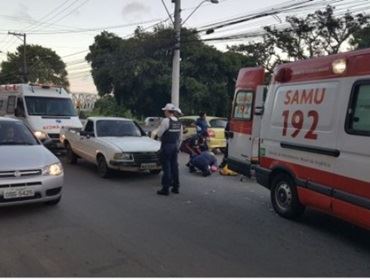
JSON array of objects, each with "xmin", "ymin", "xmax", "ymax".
[{"xmin": 161, "ymin": 118, "xmax": 181, "ymax": 145}]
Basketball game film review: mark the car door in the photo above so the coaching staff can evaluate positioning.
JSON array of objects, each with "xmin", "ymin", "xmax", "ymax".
[{"xmin": 78, "ymin": 120, "xmax": 97, "ymax": 162}]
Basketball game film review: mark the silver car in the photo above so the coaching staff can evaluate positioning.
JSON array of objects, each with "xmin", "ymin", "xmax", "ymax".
[{"xmin": 0, "ymin": 117, "xmax": 63, "ymax": 206}]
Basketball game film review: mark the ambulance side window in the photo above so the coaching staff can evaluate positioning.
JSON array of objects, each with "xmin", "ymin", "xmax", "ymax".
[
  {"xmin": 7, "ymin": 96, "xmax": 16, "ymax": 114},
  {"xmin": 233, "ymin": 91, "xmax": 253, "ymax": 120},
  {"xmin": 347, "ymin": 83, "xmax": 370, "ymax": 136}
]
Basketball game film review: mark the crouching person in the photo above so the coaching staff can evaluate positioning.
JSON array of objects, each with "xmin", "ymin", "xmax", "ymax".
[{"xmin": 190, "ymin": 151, "xmax": 217, "ymax": 177}]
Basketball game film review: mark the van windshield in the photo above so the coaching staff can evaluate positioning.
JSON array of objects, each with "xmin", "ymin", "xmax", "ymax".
[
  {"xmin": 0, "ymin": 121, "xmax": 39, "ymax": 146},
  {"xmin": 25, "ymin": 97, "xmax": 77, "ymax": 117}
]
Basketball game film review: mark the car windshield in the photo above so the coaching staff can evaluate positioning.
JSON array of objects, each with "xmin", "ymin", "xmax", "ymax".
[
  {"xmin": 209, "ymin": 119, "xmax": 227, "ymax": 128},
  {"xmin": 25, "ymin": 97, "xmax": 77, "ymax": 117},
  {"xmin": 0, "ymin": 121, "xmax": 39, "ymax": 145},
  {"xmin": 96, "ymin": 120, "xmax": 143, "ymax": 137}
]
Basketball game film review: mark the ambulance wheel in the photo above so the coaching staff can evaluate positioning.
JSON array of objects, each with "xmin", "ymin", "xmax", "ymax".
[
  {"xmin": 66, "ymin": 143, "xmax": 77, "ymax": 164},
  {"xmin": 97, "ymin": 155, "xmax": 111, "ymax": 178},
  {"xmin": 271, "ymin": 173, "xmax": 305, "ymax": 219}
]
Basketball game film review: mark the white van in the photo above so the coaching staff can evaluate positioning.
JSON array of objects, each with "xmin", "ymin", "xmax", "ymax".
[
  {"xmin": 228, "ymin": 49, "xmax": 370, "ymax": 230},
  {"xmin": 0, "ymin": 84, "xmax": 83, "ymax": 149}
]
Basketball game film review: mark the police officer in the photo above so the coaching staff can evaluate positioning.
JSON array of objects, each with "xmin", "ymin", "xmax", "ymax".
[{"xmin": 157, "ymin": 103, "xmax": 182, "ymax": 196}]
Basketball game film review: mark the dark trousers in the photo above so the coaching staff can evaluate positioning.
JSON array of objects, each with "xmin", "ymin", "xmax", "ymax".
[{"xmin": 160, "ymin": 143, "xmax": 179, "ymax": 191}]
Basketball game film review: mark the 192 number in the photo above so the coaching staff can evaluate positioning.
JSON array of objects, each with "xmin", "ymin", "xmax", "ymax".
[{"xmin": 282, "ymin": 110, "xmax": 318, "ymax": 139}]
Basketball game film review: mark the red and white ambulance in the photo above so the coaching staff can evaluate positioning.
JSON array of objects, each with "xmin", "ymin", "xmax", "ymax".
[{"xmin": 228, "ymin": 48, "xmax": 370, "ymax": 230}]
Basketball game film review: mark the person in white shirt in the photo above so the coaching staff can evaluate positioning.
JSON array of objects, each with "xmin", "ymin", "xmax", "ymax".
[{"xmin": 157, "ymin": 103, "xmax": 182, "ymax": 196}]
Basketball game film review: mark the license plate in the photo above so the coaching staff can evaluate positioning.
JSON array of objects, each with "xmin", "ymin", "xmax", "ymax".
[
  {"xmin": 3, "ymin": 188, "xmax": 35, "ymax": 199},
  {"xmin": 140, "ymin": 163, "xmax": 158, "ymax": 169}
]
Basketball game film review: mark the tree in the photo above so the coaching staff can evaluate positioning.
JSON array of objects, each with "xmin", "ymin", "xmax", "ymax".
[
  {"xmin": 230, "ymin": 6, "xmax": 369, "ymax": 76},
  {"xmin": 86, "ymin": 27, "xmax": 255, "ymax": 118},
  {"xmin": 351, "ymin": 25, "xmax": 370, "ymax": 50},
  {"xmin": 0, "ymin": 44, "xmax": 69, "ymax": 88},
  {"xmin": 91, "ymin": 95, "xmax": 133, "ymax": 118}
]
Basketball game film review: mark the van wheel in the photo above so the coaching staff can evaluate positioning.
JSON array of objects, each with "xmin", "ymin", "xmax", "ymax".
[
  {"xmin": 45, "ymin": 197, "xmax": 61, "ymax": 206},
  {"xmin": 271, "ymin": 173, "xmax": 305, "ymax": 219},
  {"xmin": 97, "ymin": 155, "xmax": 111, "ymax": 178},
  {"xmin": 66, "ymin": 143, "xmax": 77, "ymax": 164}
]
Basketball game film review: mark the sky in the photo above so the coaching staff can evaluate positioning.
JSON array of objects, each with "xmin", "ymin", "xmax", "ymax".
[{"xmin": 0, "ymin": 0, "xmax": 360, "ymax": 93}]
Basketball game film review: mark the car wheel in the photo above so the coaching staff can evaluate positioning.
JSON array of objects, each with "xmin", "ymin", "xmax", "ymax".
[
  {"xmin": 97, "ymin": 155, "xmax": 111, "ymax": 178},
  {"xmin": 66, "ymin": 143, "xmax": 77, "ymax": 164},
  {"xmin": 45, "ymin": 197, "xmax": 61, "ymax": 206},
  {"xmin": 271, "ymin": 173, "xmax": 305, "ymax": 219},
  {"xmin": 149, "ymin": 169, "xmax": 161, "ymax": 175}
]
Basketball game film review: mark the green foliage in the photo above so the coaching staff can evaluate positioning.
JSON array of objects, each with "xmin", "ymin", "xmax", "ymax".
[
  {"xmin": 351, "ymin": 25, "xmax": 370, "ymax": 49},
  {"xmin": 90, "ymin": 95, "xmax": 133, "ymax": 118},
  {"xmin": 0, "ymin": 44, "xmax": 69, "ymax": 88},
  {"xmin": 230, "ymin": 6, "xmax": 370, "ymax": 76},
  {"xmin": 86, "ymin": 27, "xmax": 255, "ymax": 118}
]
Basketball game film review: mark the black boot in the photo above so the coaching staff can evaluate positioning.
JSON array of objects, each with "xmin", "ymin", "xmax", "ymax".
[
  {"xmin": 157, "ymin": 188, "xmax": 169, "ymax": 196},
  {"xmin": 171, "ymin": 187, "xmax": 179, "ymax": 194}
]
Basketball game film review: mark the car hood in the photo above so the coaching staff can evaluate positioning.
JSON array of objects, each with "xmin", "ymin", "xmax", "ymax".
[
  {"xmin": 101, "ymin": 136, "xmax": 161, "ymax": 152},
  {"xmin": 0, "ymin": 145, "xmax": 59, "ymax": 171}
]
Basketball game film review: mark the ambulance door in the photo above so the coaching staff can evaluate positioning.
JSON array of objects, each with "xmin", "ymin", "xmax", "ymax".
[
  {"xmin": 227, "ymin": 85, "xmax": 265, "ymax": 176},
  {"xmin": 333, "ymin": 79, "xmax": 370, "ymax": 229}
]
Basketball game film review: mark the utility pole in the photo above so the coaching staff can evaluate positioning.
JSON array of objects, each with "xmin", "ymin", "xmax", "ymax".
[
  {"xmin": 8, "ymin": 32, "xmax": 27, "ymax": 83},
  {"xmin": 171, "ymin": 0, "xmax": 181, "ymax": 107}
]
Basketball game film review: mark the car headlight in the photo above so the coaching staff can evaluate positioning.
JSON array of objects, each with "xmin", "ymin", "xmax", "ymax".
[
  {"xmin": 113, "ymin": 153, "xmax": 133, "ymax": 161},
  {"xmin": 42, "ymin": 163, "xmax": 63, "ymax": 176},
  {"xmin": 34, "ymin": 131, "xmax": 48, "ymax": 140}
]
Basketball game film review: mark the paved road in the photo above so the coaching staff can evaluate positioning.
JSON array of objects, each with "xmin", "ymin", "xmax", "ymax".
[{"xmin": 0, "ymin": 154, "xmax": 369, "ymax": 277}]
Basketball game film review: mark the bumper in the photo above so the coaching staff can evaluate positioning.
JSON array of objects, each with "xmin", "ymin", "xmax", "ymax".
[
  {"xmin": 227, "ymin": 158, "xmax": 252, "ymax": 177},
  {"xmin": 0, "ymin": 174, "xmax": 63, "ymax": 206},
  {"xmin": 208, "ymin": 138, "xmax": 227, "ymax": 149},
  {"xmin": 255, "ymin": 166, "xmax": 271, "ymax": 189},
  {"xmin": 109, "ymin": 160, "xmax": 161, "ymax": 172},
  {"xmin": 44, "ymin": 139, "xmax": 65, "ymax": 151}
]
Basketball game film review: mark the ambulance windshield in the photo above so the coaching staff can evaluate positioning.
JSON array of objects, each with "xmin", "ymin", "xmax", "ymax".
[{"xmin": 25, "ymin": 97, "xmax": 77, "ymax": 117}]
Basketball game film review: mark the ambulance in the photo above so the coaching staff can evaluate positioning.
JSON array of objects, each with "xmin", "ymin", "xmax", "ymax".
[
  {"xmin": 228, "ymin": 48, "xmax": 370, "ymax": 230},
  {"xmin": 0, "ymin": 84, "xmax": 83, "ymax": 149}
]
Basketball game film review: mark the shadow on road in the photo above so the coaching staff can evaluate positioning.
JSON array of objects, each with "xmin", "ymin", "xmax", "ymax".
[{"xmin": 295, "ymin": 209, "xmax": 370, "ymax": 249}]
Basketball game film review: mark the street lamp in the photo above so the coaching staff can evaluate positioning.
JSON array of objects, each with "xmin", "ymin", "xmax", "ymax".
[
  {"xmin": 170, "ymin": 0, "xmax": 219, "ymax": 107},
  {"xmin": 183, "ymin": 0, "xmax": 219, "ymax": 25}
]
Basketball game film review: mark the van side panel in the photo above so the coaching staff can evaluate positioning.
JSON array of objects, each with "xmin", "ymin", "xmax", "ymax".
[
  {"xmin": 260, "ymin": 76, "xmax": 370, "ymax": 228},
  {"xmin": 332, "ymin": 77, "xmax": 370, "ymax": 228}
]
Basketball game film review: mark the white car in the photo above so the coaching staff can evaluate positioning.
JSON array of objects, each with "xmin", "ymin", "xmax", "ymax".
[
  {"xmin": 61, "ymin": 117, "xmax": 162, "ymax": 178},
  {"xmin": 0, "ymin": 117, "xmax": 63, "ymax": 206}
]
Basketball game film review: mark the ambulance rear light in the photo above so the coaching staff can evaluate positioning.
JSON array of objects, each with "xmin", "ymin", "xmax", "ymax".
[
  {"xmin": 274, "ymin": 67, "xmax": 292, "ymax": 83},
  {"xmin": 207, "ymin": 129, "xmax": 215, "ymax": 138},
  {"xmin": 332, "ymin": 58, "xmax": 347, "ymax": 74}
]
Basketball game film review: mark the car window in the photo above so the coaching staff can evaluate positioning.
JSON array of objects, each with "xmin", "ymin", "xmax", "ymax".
[
  {"xmin": 209, "ymin": 119, "xmax": 227, "ymax": 128},
  {"xmin": 0, "ymin": 121, "xmax": 39, "ymax": 145},
  {"xmin": 180, "ymin": 119, "xmax": 195, "ymax": 128},
  {"xmin": 85, "ymin": 121, "xmax": 94, "ymax": 133},
  {"xmin": 96, "ymin": 120, "xmax": 142, "ymax": 137}
]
